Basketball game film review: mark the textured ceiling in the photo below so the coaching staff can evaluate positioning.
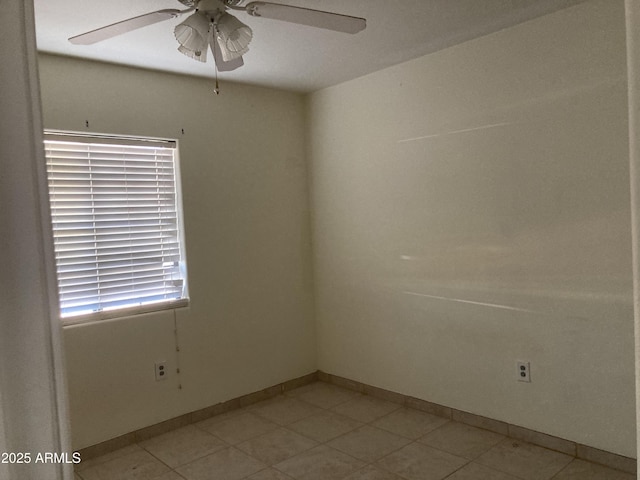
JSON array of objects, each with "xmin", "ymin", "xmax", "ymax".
[{"xmin": 34, "ymin": 0, "xmax": 590, "ymax": 93}]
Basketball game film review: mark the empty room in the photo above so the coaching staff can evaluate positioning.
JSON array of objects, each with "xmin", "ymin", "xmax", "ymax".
[{"xmin": 2, "ymin": 0, "xmax": 640, "ymax": 479}]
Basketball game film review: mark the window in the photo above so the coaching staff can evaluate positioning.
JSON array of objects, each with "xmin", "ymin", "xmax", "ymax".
[{"xmin": 43, "ymin": 131, "xmax": 189, "ymax": 322}]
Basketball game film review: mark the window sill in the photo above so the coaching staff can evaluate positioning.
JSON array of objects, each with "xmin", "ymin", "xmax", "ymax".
[{"xmin": 61, "ymin": 298, "xmax": 190, "ymax": 327}]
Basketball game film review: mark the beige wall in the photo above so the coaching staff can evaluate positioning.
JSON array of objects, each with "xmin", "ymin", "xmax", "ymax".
[
  {"xmin": 38, "ymin": 54, "xmax": 317, "ymax": 449},
  {"xmin": 307, "ymin": 0, "xmax": 635, "ymax": 457},
  {"xmin": 38, "ymin": 0, "xmax": 636, "ymax": 458},
  {"xmin": 1, "ymin": 3, "xmax": 72, "ymax": 478}
]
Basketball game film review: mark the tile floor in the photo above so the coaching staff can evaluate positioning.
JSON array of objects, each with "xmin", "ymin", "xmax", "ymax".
[{"xmin": 73, "ymin": 382, "xmax": 634, "ymax": 480}]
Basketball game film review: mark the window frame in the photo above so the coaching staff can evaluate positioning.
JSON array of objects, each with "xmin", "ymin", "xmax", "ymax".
[{"xmin": 43, "ymin": 129, "xmax": 190, "ymax": 325}]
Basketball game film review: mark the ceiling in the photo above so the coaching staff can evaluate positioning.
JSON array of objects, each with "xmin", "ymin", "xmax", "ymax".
[{"xmin": 33, "ymin": 0, "xmax": 590, "ymax": 93}]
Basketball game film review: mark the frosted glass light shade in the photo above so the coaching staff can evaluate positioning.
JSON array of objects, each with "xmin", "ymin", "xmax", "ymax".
[
  {"xmin": 215, "ymin": 13, "xmax": 252, "ymax": 61},
  {"xmin": 178, "ymin": 44, "xmax": 208, "ymax": 62},
  {"xmin": 175, "ymin": 12, "xmax": 210, "ymax": 61}
]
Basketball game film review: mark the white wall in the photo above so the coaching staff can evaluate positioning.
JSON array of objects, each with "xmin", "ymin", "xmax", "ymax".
[
  {"xmin": 0, "ymin": 3, "xmax": 71, "ymax": 478},
  {"xmin": 624, "ymin": 0, "xmax": 640, "ymax": 468},
  {"xmin": 38, "ymin": 54, "xmax": 316, "ymax": 449},
  {"xmin": 308, "ymin": 0, "xmax": 635, "ymax": 457}
]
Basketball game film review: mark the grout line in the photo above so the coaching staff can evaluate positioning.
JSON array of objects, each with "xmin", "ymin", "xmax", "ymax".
[
  {"xmin": 138, "ymin": 447, "xmax": 175, "ymax": 475},
  {"xmin": 78, "ymin": 381, "xmax": 621, "ymax": 480},
  {"xmin": 76, "ymin": 372, "xmax": 318, "ymax": 461},
  {"xmin": 76, "ymin": 371, "xmax": 636, "ymax": 476},
  {"xmin": 281, "ymin": 393, "xmax": 469, "ymax": 477},
  {"xmin": 549, "ymin": 460, "xmax": 573, "ymax": 480},
  {"xmin": 318, "ymin": 372, "xmax": 637, "ymax": 475}
]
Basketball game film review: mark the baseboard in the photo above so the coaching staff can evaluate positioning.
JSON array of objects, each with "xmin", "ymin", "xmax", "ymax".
[
  {"xmin": 77, "ymin": 369, "xmax": 636, "ymax": 475},
  {"xmin": 318, "ymin": 371, "xmax": 637, "ymax": 475},
  {"xmin": 77, "ymin": 371, "xmax": 318, "ymax": 461}
]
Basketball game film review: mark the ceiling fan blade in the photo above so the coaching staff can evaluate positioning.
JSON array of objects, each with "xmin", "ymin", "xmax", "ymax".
[
  {"xmin": 69, "ymin": 9, "xmax": 185, "ymax": 45},
  {"xmin": 211, "ymin": 36, "xmax": 245, "ymax": 72},
  {"xmin": 244, "ymin": 2, "xmax": 366, "ymax": 34},
  {"xmin": 216, "ymin": 55, "xmax": 244, "ymax": 72}
]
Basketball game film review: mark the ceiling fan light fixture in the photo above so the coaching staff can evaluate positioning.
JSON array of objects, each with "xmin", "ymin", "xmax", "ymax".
[
  {"xmin": 68, "ymin": 1, "xmax": 367, "ymax": 75},
  {"xmin": 215, "ymin": 13, "xmax": 252, "ymax": 61},
  {"xmin": 178, "ymin": 44, "xmax": 208, "ymax": 62},
  {"xmin": 174, "ymin": 11, "xmax": 210, "ymax": 59}
]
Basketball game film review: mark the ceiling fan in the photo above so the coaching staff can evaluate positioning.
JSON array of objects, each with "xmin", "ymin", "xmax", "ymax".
[{"xmin": 68, "ymin": 0, "xmax": 367, "ymax": 73}]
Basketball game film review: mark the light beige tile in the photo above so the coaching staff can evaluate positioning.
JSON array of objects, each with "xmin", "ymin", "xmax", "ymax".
[
  {"xmin": 552, "ymin": 459, "xmax": 635, "ymax": 480},
  {"xmin": 240, "ymin": 386, "xmax": 283, "ymax": 408},
  {"xmin": 343, "ymin": 464, "xmax": 405, "ymax": 480},
  {"xmin": 274, "ymin": 445, "xmax": 365, "ymax": 480},
  {"xmin": 362, "ymin": 384, "xmax": 406, "ymax": 405},
  {"xmin": 577, "ymin": 444, "xmax": 637, "ymax": 474},
  {"xmin": 246, "ymin": 467, "xmax": 295, "ymax": 479},
  {"xmin": 195, "ymin": 408, "xmax": 244, "ymax": 427},
  {"xmin": 373, "ymin": 407, "xmax": 449, "ymax": 439},
  {"xmin": 139, "ymin": 425, "xmax": 227, "ymax": 468},
  {"xmin": 376, "ymin": 443, "xmax": 467, "ymax": 480},
  {"xmin": 287, "ymin": 382, "xmax": 360, "ymax": 409},
  {"xmin": 191, "ymin": 398, "xmax": 241, "ymax": 423},
  {"xmin": 79, "ymin": 449, "xmax": 171, "ymax": 480},
  {"xmin": 476, "ymin": 439, "xmax": 573, "ymax": 480},
  {"xmin": 445, "ymin": 462, "xmax": 520, "ymax": 479},
  {"xmin": 236, "ymin": 427, "xmax": 317, "ymax": 465},
  {"xmin": 287, "ymin": 410, "xmax": 363, "ymax": 442},
  {"xmin": 135, "ymin": 414, "xmax": 192, "ymax": 442},
  {"xmin": 75, "ymin": 444, "xmax": 143, "ymax": 472},
  {"xmin": 331, "ymin": 395, "xmax": 401, "ymax": 423},
  {"xmin": 452, "ymin": 410, "xmax": 509, "ymax": 436},
  {"xmin": 155, "ymin": 472, "xmax": 188, "ymax": 480},
  {"xmin": 282, "ymin": 373, "xmax": 318, "ymax": 392},
  {"xmin": 175, "ymin": 447, "xmax": 266, "ymax": 480},
  {"xmin": 284, "ymin": 382, "xmax": 325, "ymax": 397},
  {"xmin": 249, "ymin": 396, "xmax": 322, "ymax": 425},
  {"xmin": 508, "ymin": 425, "xmax": 575, "ymax": 456},
  {"xmin": 405, "ymin": 397, "xmax": 452, "ymax": 419},
  {"xmin": 77, "ymin": 434, "xmax": 136, "ymax": 462},
  {"xmin": 197, "ymin": 411, "xmax": 278, "ymax": 445},
  {"xmin": 419, "ymin": 421, "xmax": 504, "ymax": 460},
  {"xmin": 327, "ymin": 425, "xmax": 411, "ymax": 463},
  {"xmin": 326, "ymin": 375, "xmax": 365, "ymax": 393}
]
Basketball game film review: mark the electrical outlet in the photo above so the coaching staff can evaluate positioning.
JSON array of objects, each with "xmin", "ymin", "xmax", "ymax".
[
  {"xmin": 517, "ymin": 361, "xmax": 531, "ymax": 382},
  {"xmin": 155, "ymin": 361, "xmax": 167, "ymax": 381}
]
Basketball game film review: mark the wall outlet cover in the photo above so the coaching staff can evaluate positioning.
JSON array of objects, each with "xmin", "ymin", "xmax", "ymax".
[
  {"xmin": 155, "ymin": 361, "xmax": 167, "ymax": 381},
  {"xmin": 517, "ymin": 361, "xmax": 531, "ymax": 382}
]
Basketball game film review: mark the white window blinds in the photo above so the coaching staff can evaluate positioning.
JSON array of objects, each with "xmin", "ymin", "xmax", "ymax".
[{"xmin": 44, "ymin": 132, "xmax": 188, "ymax": 320}]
